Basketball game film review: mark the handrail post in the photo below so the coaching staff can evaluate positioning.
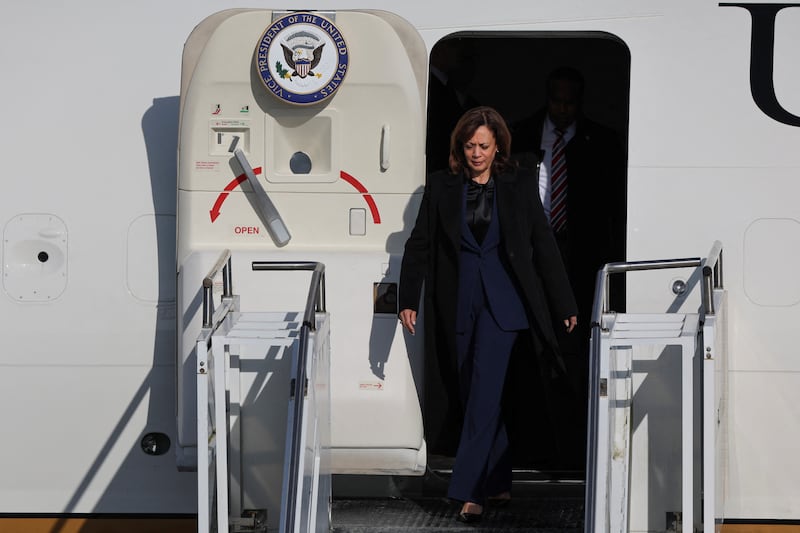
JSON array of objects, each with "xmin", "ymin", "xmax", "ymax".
[
  {"xmin": 701, "ymin": 240, "xmax": 724, "ymax": 316},
  {"xmin": 585, "ymin": 273, "xmax": 605, "ymax": 532},
  {"xmin": 317, "ymin": 272, "xmax": 327, "ymax": 313},
  {"xmin": 202, "ymin": 249, "xmax": 232, "ymax": 329},
  {"xmin": 222, "ymin": 255, "xmax": 233, "ymax": 299}
]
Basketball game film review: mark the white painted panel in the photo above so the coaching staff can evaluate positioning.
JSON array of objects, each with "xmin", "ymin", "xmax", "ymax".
[
  {"xmin": 127, "ymin": 214, "xmax": 177, "ymax": 303},
  {"xmin": 0, "ymin": 365, "xmax": 194, "ymax": 512},
  {"xmin": 627, "ymin": 167, "xmax": 800, "ymax": 373},
  {"xmin": 743, "ymin": 218, "xmax": 800, "ymax": 307},
  {"xmin": 726, "ymin": 371, "xmax": 800, "ymax": 518}
]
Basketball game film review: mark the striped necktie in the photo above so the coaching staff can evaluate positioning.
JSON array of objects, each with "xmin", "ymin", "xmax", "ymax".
[{"xmin": 550, "ymin": 129, "xmax": 568, "ymax": 232}]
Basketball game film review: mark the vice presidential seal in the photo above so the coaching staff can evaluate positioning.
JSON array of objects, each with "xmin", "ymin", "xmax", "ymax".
[{"xmin": 256, "ymin": 13, "xmax": 349, "ymax": 105}]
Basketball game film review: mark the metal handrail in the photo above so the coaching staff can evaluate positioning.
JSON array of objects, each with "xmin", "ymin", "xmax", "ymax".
[
  {"xmin": 202, "ymin": 249, "xmax": 233, "ymax": 328},
  {"xmin": 584, "ymin": 241, "xmax": 723, "ymax": 533},
  {"xmin": 250, "ymin": 261, "xmax": 326, "ymax": 533},
  {"xmin": 251, "ymin": 261, "xmax": 327, "ymax": 321},
  {"xmin": 590, "ymin": 240, "xmax": 724, "ymax": 328},
  {"xmin": 702, "ymin": 240, "xmax": 724, "ymax": 315}
]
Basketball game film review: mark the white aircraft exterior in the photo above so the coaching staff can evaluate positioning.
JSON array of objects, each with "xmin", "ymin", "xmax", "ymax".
[{"xmin": 1, "ymin": 1, "xmax": 799, "ymax": 531}]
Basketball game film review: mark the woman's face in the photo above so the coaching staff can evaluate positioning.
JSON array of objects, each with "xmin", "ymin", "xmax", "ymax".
[{"xmin": 463, "ymin": 125, "xmax": 497, "ymax": 179}]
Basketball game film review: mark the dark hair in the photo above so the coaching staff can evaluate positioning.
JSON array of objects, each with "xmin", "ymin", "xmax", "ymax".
[
  {"xmin": 546, "ymin": 66, "xmax": 585, "ymax": 101},
  {"xmin": 448, "ymin": 106, "xmax": 516, "ymax": 175}
]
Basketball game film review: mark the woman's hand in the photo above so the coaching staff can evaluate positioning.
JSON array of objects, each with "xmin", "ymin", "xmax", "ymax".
[
  {"xmin": 399, "ymin": 309, "xmax": 417, "ymax": 335},
  {"xmin": 564, "ymin": 315, "xmax": 577, "ymax": 333}
]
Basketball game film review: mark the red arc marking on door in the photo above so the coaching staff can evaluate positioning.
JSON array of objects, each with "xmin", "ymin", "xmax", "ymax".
[
  {"xmin": 210, "ymin": 168, "xmax": 381, "ymax": 225},
  {"xmin": 340, "ymin": 171, "xmax": 381, "ymax": 224},
  {"xmin": 209, "ymin": 167, "xmax": 262, "ymax": 222}
]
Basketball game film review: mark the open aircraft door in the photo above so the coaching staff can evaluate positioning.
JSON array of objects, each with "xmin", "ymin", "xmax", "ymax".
[{"xmin": 175, "ymin": 8, "xmax": 429, "ymax": 488}]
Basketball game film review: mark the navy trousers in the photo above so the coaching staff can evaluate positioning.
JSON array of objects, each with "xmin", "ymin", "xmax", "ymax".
[{"xmin": 448, "ymin": 279, "xmax": 518, "ymax": 504}]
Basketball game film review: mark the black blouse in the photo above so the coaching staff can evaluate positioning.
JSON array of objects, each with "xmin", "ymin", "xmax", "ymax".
[{"xmin": 465, "ymin": 176, "xmax": 494, "ymax": 244}]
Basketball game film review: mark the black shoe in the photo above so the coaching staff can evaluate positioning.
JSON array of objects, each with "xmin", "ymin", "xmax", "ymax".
[{"xmin": 456, "ymin": 511, "xmax": 483, "ymax": 524}]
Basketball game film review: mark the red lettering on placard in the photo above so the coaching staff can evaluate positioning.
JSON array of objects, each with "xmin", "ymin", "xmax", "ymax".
[{"xmin": 234, "ymin": 226, "xmax": 260, "ymax": 235}]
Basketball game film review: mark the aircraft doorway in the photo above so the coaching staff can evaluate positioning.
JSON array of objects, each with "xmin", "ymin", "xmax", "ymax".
[{"xmin": 424, "ymin": 33, "xmax": 630, "ymax": 476}]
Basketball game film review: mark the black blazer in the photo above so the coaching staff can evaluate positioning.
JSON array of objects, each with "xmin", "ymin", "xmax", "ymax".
[{"xmin": 399, "ymin": 168, "xmax": 577, "ymax": 377}]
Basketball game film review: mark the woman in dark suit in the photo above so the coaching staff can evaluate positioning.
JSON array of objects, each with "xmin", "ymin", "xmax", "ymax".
[{"xmin": 398, "ymin": 107, "xmax": 577, "ymax": 523}]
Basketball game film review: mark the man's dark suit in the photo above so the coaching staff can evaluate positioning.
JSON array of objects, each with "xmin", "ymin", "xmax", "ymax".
[
  {"xmin": 512, "ymin": 111, "xmax": 626, "ymax": 324},
  {"xmin": 510, "ymin": 111, "xmax": 626, "ymax": 469}
]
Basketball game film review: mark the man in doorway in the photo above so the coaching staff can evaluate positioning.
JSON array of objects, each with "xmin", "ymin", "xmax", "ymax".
[{"xmin": 510, "ymin": 66, "xmax": 626, "ymax": 471}]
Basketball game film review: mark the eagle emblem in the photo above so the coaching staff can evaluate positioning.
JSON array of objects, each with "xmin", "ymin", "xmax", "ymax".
[
  {"xmin": 280, "ymin": 31, "xmax": 325, "ymax": 79},
  {"xmin": 256, "ymin": 13, "xmax": 349, "ymax": 105}
]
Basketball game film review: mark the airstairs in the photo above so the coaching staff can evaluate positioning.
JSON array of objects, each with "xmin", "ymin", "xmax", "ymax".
[
  {"xmin": 196, "ymin": 250, "xmax": 330, "ymax": 533},
  {"xmin": 192, "ymin": 242, "xmax": 726, "ymax": 533},
  {"xmin": 585, "ymin": 241, "xmax": 727, "ymax": 532}
]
